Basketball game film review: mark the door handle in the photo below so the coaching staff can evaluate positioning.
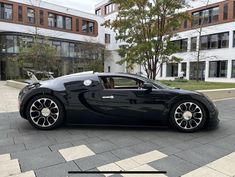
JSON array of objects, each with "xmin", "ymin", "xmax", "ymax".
[{"xmin": 102, "ymin": 96, "xmax": 114, "ymax": 99}]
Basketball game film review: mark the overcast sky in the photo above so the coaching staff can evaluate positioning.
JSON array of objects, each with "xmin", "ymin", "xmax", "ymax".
[{"xmin": 44, "ymin": 0, "xmax": 102, "ymax": 14}]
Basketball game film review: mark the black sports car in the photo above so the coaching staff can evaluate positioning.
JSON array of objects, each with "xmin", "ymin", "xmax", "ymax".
[{"xmin": 18, "ymin": 71, "xmax": 219, "ymax": 132}]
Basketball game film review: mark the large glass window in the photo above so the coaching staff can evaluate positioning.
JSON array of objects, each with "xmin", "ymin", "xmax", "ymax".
[
  {"xmin": 0, "ymin": 4, "xmax": 13, "ymax": 20},
  {"xmin": 52, "ymin": 41, "xmax": 61, "ymax": 55},
  {"xmin": 223, "ymin": 3, "xmax": 228, "ymax": 20},
  {"xmin": 172, "ymin": 39, "xmax": 188, "ymax": 52},
  {"xmin": 200, "ymin": 32, "xmax": 229, "ymax": 50},
  {"xmin": 191, "ymin": 37, "xmax": 197, "ymax": 51},
  {"xmin": 65, "ymin": 17, "xmax": 72, "ymax": 30},
  {"xmin": 209, "ymin": 61, "xmax": 227, "ymax": 78},
  {"xmin": 219, "ymin": 32, "xmax": 229, "ymax": 48},
  {"xmin": 192, "ymin": 6, "xmax": 219, "ymax": 27},
  {"xmin": 27, "ymin": 8, "xmax": 35, "ymax": 24},
  {"xmin": 18, "ymin": 6, "xmax": 23, "ymax": 22},
  {"xmin": 166, "ymin": 63, "xmax": 178, "ymax": 77},
  {"xmin": 210, "ymin": 34, "xmax": 218, "ymax": 49},
  {"xmin": 57, "ymin": 15, "xmax": 63, "ymax": 28},
  {"xmin": 200, "ymin": 36, "xmax": 208, "ymax": 50},
  {"xmin": 181, "ymin": 63, "xmax": 187, "ymax": 77},
  {"xmin": 105, "ymin": 3, "xmax": 116, "ymax": 15},
  {"xmin": 48, "ymin": 13, "xmax": 55, "ymax": 27},
  {"xmin": 232, "ymin": 60, "xmax": 235, "ymax": 78},
  {"xmin": 61, "ymin": 42, "xmax": 69, "ymax": 57},
  {"xmin": 82, "ymin": 20, "xmax": 95, "ymax": 33}
]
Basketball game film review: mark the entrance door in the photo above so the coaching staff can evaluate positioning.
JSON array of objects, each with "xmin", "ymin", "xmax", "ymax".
[{"xmin": 190, "ymin": 62, "xmax": 205, "ymax": 80}]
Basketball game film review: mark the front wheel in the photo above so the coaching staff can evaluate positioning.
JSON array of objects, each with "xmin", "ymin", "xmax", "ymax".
[
  {"xmin": 170, "ymin": 100, "xmax": 207, "ymax": 132},
  {"xmin": 26, "ymin": 95, "xmax": 64, "ymax": 130}
]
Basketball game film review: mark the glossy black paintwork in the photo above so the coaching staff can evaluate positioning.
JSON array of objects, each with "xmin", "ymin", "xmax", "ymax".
[{"xmin": 18, "ymin": 73, "xmax": 219, "ymax": 127}]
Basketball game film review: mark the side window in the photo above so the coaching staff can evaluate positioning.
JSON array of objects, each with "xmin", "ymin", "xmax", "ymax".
[{"xmin": 100, "ymin": 76, "xmax": 143, "ymax": 89}]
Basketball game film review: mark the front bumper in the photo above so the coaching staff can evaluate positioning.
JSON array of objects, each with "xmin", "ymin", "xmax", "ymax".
[{"xmin": 206, "ymin": 105, "xmax": 220, "ymax": 129}]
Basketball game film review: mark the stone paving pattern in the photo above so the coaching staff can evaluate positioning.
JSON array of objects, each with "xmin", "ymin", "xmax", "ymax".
[{"xmin": 0, "ymin": 81, "xmax": 235, "ymax": 177}]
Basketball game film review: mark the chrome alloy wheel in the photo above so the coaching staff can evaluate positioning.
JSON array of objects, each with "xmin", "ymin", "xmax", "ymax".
[
  {"xmin": 174, "ymin": 102, "xmax": 203, "ymax": 130},
  {"xmin": 30, "ymin": 98, "xmax": 59, "ymax": 127}
]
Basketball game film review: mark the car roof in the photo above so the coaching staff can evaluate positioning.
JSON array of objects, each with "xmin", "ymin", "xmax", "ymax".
[{"xmin": 97, "ymin": 72, "xmax": 148, "ymax": 81}]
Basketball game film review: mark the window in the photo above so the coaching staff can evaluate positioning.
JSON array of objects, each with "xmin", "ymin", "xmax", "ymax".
[
  {"xmin": 57, "ymin": 15, "xmax": 63, "ymax": 28},
  {"xmin": 223, "ymin": 3, "xmax": 228, "ymax": 20},
  {"xmin": 166, "ymin": 63, "xmax": 178, "ymax": 77},
  {"xmin": 82, "ymin": 20, "xmax": 95, "ymax": 33},
  {"xmin": 105, "ymin": 34, "xmax": 111, "ymax": 43},
  {"xmin": 76, "ymin": 18, "xmax": 79, "ymax": 31},
  {"xmin": 101, "ymin": 77, "xmax": 143, "ymax": 89},
  {"xmin": 210, "ymin": 34, "xmax": 218, "ymax": 49},
  {"xmin": 48, "ymin": 13, "xmax": 55, "ymax": 27},
  {"xmin": 52, "ymin": 41, "xmax": 61, "ymax": 55},
  {"xmin": 191, "ymin": 37, "xmax": 197, "ymax": 51},
  {"xmin": 200, "ymin": 32, "xmax": 229, "ymax": 50},
  {"xmin": 27, "ymin": 8, "xmax": 35, "ymax": 24},
  {"xmin": 209, "ymin": 61, "xmax": 228, "ymax": 77},
  {"xmin": 69, "ymin": 43, "xmax": 75, "ymax": 57},
  {"xmin": 172, "ymin": 39, "xmax": 188, "ymax": 52},
  {"xmin": 232, "ymin": 60, "xmax": 235, "ymax": 78},
  {"xmin": 18, "ymin": 6, "xmax": 23, "ymax": 22},
  {"xmin": 61, "ymin": 42, "xmax": 69, "ymax": 57},
  {"xmin": 105, "ymin": 3, "xmax": 116, "ymax": 15},
  {"xmin": 183, "ymin": 20, "xmax": 187, "ymax": 29},
  {"xmin": 234, "ymin": 1, "xmax": 235, "ymax": 19},
  {"xmin": 212, "ymin": 7, "xmax": 219, "ymax": 22},
  {"xmin": 40, "ymin": 10, "xmax": 44, "ymax": 25},
  {"xmin": 181, "ymin": 63, "xmax": 187, "ymax": 77},
  {"xmin": 192, "ymin": 6, "xmax": 219, "ymax": 27},
  {"xmin": 65, "ymin": 17, "xmax": 72, "ymax": 30},
  {"xmin": 95, "ymin": 8, "xmax": 101, "ymax": 16},
  {"xmin": 0, "ymin": 4, "xmax": 13, "ymax": 20},
  {"xmin": 108, "ymin": 66, "xmax": 111, "ymax": 72},
  {"xmin": 233, "ymin": 31, "xmax": 235, "ymax": 47}
]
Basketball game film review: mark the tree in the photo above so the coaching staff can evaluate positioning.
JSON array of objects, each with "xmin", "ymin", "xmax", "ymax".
[
  {"xmin": 104, "ymin": 0, "xmax": 189, "ymax": 79},
  {"xmin": 17, "ymin": 36, "xmax": 60, "ymax": 75}
]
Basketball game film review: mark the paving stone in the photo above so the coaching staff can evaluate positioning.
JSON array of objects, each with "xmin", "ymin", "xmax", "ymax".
[
  {"xmin": 74, "ymin": 152, "xmax": 119, "ymax": 171},
  {"xmin": 0, "ymin": 153, "xmax": 11, "ymax": 162},
  {"xmin": 35, "ymin": 161, "xmax": 79, "ymax": 177},
  {"xmin": 0, "ymin": 159, "xmax": 21, "ymax": 177},
  {"xmin": 49, "ymin": 142, "xmax": 73, "ymax": 151},
  {"xmin": 88, "ymin": 141, "xmax": 117, "ymax": 153},
  {"xmin": 59, "ymin": 145, "xmax": 95, "ymax": 161},
  {"xmin": 0, "ymin": 144, "xmax": 26, "ymax": 154},
  {"xmin": 11, "ymin": 171, "xmax": 36, "ymax": 177},
  {"xmin": 0, "ymin": 137, "xmax": 14, "ymax": 147},
  {"xmin": 150, "ymin": 155, "xmax": 199, "ymax": 177},
  {"xmin": 111, "ymin": 147, "xmax": 139, "ymax": 159},
  {"xmin": 174, "ymin": 144, "xmax": 231, "ymax": 166}
]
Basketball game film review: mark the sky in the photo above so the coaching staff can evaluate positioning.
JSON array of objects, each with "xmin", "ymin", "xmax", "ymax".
[{"xmin": 43, "ymin": 0, "xmax": 102, "ymax": 14}]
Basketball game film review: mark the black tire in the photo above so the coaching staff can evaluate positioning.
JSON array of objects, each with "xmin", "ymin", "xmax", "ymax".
[
  {"xmin": 26, "ymin": 95, "xmax": 64, "ymax": 130},
  {"xmin": 169, "ymin": 100, "xmax": 207, "ymax": 133}
]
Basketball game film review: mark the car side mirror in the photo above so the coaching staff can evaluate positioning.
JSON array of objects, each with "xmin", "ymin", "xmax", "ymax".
[{"xmin": 143, "ymin": 83, "xmax": 152, "ymax": 90}]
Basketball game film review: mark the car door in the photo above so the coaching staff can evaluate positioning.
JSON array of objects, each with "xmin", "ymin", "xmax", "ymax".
[{"xmin": 98, "ymin": 76, "xmax": 167, "ymax": 125}]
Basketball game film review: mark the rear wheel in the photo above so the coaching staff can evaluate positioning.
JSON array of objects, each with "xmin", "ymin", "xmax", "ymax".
[
  {"xmin": 170, "ymin": 100, "xmax": 206, "ymax": 132},
  {"xmin": 26, "ymin": 95, "xmax": 64, "ymax": 130}
]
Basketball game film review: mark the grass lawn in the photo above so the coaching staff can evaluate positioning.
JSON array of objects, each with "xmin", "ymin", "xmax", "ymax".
[{"xmin": 159, "ymin": 80, "xmax": 235, "ymax": 91}]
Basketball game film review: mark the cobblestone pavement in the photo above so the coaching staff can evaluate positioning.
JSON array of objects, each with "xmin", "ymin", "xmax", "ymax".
[{"xmin": 0, "ymin": 81, "xmax": 235, "ymax": 177}]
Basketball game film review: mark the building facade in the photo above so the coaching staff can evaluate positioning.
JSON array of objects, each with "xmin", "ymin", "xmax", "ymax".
[
  {"xmin": 96, "ymin": 0, "xmax": 235, "ymax": 83},
  {"xmin": 0, "ymin": 0, "xmax": 106, "ymax": 80}
]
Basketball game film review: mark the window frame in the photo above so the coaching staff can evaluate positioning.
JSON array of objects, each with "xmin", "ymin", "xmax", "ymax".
[{"xmin": 27, "ymin": 8, "xmax": 35, "ymax": 24}]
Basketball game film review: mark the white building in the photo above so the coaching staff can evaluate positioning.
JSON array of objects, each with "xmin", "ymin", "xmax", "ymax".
[
  {"xmin": 0, "ymin": 0, "xmax": 106, "ymax": 79},
  {"xmin": 95, "ymin": 0, "xmax": 235, "ymax": 83}
]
